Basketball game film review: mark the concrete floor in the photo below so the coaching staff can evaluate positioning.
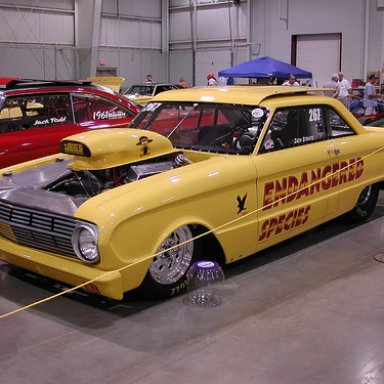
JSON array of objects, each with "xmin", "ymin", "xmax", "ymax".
[{"xmin": 1, "ymin": 193, "xmax": 384, "ymax": 384}]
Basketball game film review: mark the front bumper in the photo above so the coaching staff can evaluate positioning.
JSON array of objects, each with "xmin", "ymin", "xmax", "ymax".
[{"xmin": 0, "ymin": 237, "xmax": 125, "ymax": 300}]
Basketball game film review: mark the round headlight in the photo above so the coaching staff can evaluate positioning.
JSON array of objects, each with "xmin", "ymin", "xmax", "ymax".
[{"xmin": 72, "ymin": 224, "xmax": 99, "ymax": 263}]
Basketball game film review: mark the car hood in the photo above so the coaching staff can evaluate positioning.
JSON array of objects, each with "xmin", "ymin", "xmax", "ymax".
[{"xmin": 124, "ymin": 94, "xmax": 152, "ymax": 105}]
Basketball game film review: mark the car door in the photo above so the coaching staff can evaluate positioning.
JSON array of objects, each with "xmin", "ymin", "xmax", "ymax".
[
  {"xmin": 322, "ymin": 106, "xmax": 369, "ymax": 214},
  {"xmin": 0, "ymin": 93, "xmax": 77, "ymax": 167},
  {"xmin": 255, "ymin": 105, "xmax": 340, "ymax": 246}
]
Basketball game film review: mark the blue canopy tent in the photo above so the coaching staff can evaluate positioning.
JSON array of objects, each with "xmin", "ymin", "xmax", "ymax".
[{"xmin": 218, "ymin": 56, "xmax": 312, "ymax": 84}]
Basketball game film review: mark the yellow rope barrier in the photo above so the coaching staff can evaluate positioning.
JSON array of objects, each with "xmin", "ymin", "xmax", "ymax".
[{"xmin": 0, "ymin": 141, "xmax": 384, "ymax": 320}]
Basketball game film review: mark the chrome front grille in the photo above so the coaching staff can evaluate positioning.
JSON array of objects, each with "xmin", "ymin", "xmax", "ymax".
[{"xmin": 0, "ymin": 200, "xmax": 78, "ymax": 258}]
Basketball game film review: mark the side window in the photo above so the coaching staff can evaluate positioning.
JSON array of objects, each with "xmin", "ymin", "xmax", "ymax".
[
  {"xmin": 325, "ymin": 107, "xmax": 355, "ymax": 137},
  {"xmin": 72, "ymin": 94, "xmax": 88, "ymax": 122},
  {"xmin": 155, "ymin": 86, "xmax": 168, "ymax": 95},
  {"xmin": 72, "ymin": 94, "xmax": 133, "ymax": 123},
  {"xmin": 144, "ymin": 86, "xmax": 153, "ymax": 95},
  {"xmin": 261, "ymin": 106, "xmax": 327, "ymax": 152},
  {"xmin": 0, "ymin": 94, "xmax": 72, "ymax": 133}
]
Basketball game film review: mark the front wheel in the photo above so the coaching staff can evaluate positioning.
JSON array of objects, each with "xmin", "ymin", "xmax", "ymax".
[
  {"xmin": 342, "ymin": 184, "xmax": 379, "ymax": 223},
  {"xmin": 138, "ymin": 225, "xmax": 200, "ymax": 299}
]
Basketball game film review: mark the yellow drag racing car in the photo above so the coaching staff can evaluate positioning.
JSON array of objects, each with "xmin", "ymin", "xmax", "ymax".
[{"xmin": 0, "ymin": 86, "xmax": 383, "ymax": 300}]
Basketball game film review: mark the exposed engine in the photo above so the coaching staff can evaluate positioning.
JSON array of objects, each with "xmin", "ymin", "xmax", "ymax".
[
  {"xmin": 43, "ymin": 152, "xmax": 192, "ymax": 199},
  {"xmin": 0, "ymin": 129, "xmax": 194, "ymax": 216}
]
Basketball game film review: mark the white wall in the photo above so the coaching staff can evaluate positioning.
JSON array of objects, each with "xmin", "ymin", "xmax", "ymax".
[
  {"xmin": 369, "ymin": 0, "xmax": 384, "ymax": 75},
  {"xmin": 250, "ymin": 0, "xmax": 384, "ymax": 85},
  {"xmin": 98, "ymin": 0, "xmax": 165, "ymax": 87},
  {"xmin": 169, "ymin": 0, "xmax": 248, "ymax": 86},
  {"xmin": 0, "ymin": 0, "xmax": 75, "ymax": 79},
  {"xmin": 0, "ymin": 0, "xmax": 383, "ymax": 88},
  {"xmin": 168, "ymin": 0, "xmax": 384, "ymax": 86},
  {"xmin": 0, "ymin": 0, "xmax": 168, "ymax": 85},
  {"xmin": 0, "ymin": 0, "xmax": 73, "ymax": 10}
]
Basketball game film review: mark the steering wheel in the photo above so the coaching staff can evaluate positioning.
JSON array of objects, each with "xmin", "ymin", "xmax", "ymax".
[
  {"xmin": 236, "ymin": 133, "xmax": 256, "ymax": 153},
  {"xmin": 214, "ymin": 129, "xmax": 237, "ymax": 149}
]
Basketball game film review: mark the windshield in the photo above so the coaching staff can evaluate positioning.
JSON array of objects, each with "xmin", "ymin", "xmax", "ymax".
[
  {"xmin": 130, "ymin": 102, "xmax": 268, "ymax": 155},
  {"xmin": 125, "ymin": 85, "xmax": 154, "ymax": 96}
]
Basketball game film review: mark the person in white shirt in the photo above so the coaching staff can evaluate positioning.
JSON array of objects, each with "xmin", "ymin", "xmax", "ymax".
[
  {"xmin": 144, "ymin": 74, "xmax": 154, "ymax": 83},
  {"xmin": 337, "ymin": 72, "xmax": 351, "ymax": 107},
  {"xmin": 207, "ymin": 73, "xmax": 218, "ymax": 86},
  {"xmin": 282, "ymin": 74, "xmax": 300, "ymax": 86}
]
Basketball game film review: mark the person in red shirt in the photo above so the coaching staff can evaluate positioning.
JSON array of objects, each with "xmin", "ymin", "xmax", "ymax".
[{"xmin": 179, "ymin": 77, "xmax": 189, "ymax": 88}]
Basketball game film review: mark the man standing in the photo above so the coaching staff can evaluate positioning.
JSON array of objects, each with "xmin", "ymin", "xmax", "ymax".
[
  {"xmin": 337, "ymin": 72, "xmax": 351, "ymax": 107},
  {"xmin": 207, "ymin": 73, "xmax": 218, "ymax": 86},
  {"xmin": 363, "ymin": 74, "xmax": 379, "ymax": 115},
  {"xmin": 323, "ymin": 74, "xmax": 340, "ymax": 98},
  {"xmin": 145, "ymin": 74, "xmax": 154, "ymax": 83},
  {"xmin": 282, "ymin": 74, "xmax": 300, "ymax": 86}
]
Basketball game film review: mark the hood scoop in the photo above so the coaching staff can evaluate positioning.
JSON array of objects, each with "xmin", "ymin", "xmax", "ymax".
[{"xmin": 60, "ymin": 128, "xmax": 178, "ymax": 171}]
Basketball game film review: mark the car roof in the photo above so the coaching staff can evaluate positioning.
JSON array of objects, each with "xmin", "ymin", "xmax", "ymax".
[
  {"xmin": 0, "ymin": 78, "xmax": 94, "ymax": 91},
  {"xmin": 128, "ymin": 83, "xmax": 178, "ymax": 88},
  {"xmin": 151, "ymin": 85, "xmax": 366, "ymax": 135},
  {"xmin": 0, "ymin": 76, "xmax": 19, "ymax": 85},
  {"xmin": 152, "ymin": 85, "xmax": 328, "ymax": 105},
  {"xmin": 0, "ymin": 78, "xmax": 141, "ymax": 112}
]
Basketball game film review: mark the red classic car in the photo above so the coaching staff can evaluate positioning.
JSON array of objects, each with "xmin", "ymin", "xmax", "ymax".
[{"xmin": 0, "ymin": 78, "xmax": 139, "ymax": 167}]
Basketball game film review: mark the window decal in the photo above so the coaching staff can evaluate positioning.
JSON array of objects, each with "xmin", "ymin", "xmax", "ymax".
[
  {"xmin": 92, "ymin": 110, "xmax": 127, "ymax": 120},
  {"xmin": 33, "ymin": 116, "xmax": 67, "ymax": 126},
  {"xmin": 251, "ymin": 108, "xmax": 264, "ymax": 119},
  {"xmin": 309, "ymin": 108, "xmax": 321, "ymax": 122}
]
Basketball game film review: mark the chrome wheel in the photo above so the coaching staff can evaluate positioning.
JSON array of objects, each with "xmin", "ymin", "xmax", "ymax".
[{"xmin": 149, "ymin": 226, "xmax": 194, "ymax": 285}]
